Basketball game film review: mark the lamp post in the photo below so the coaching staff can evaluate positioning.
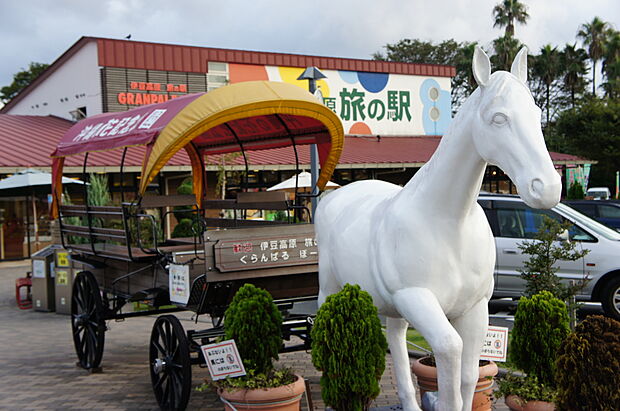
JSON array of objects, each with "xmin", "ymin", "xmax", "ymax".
[{"xmin": 297, "ymin": 67, "xmax": 327, "ymax": 219}]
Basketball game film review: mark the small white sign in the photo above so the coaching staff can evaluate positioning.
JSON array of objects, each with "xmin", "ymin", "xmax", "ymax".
[
  {"xmin": 168, "ymin": 264, "xmax": 190, "ymax": 305},
  {"xmin": 32, "ymin": 260, "xmax": 46, "ymax": 278},
  {"xmin": 480, "ymin": 325, "xmax": 509, "ymax": 362},
  {"xmin": 201, "ymin": 339, "xmax": 246, "ymax": 380}
]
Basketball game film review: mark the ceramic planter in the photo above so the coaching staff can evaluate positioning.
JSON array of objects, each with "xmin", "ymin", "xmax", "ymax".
[
  {"xmin": 218, "ymin": 374, "xmax": 306, "ymax": 410},
  {"xmin": 411, "ymin": 357, "xmax": 498, "ymax": 411}
]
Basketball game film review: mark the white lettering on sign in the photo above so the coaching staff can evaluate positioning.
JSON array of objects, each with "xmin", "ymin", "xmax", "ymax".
[
  {"xmin": 201, "ymin": 340, "xmax": 246, "ymax": 380},
  {"xmin": 480, "ymin": 325, "xmax": 508, "ymax": 362},
  {"xmin": 138, "ymin": 109, "xmax": 167, "ymax": 129},
  {"xmin": 72, "ymin": 110, "xmax": 163, "ymax": 142}
]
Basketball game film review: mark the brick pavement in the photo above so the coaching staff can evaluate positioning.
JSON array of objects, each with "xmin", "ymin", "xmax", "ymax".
[{"xmin": 0, "ymin": 260, "xmax": 508, "ymax": 410}]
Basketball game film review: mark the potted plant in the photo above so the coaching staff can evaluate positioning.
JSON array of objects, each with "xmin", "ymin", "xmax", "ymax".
[
  {"xmin": 311, "ymin": 283, "xmax": 388, "ymax": 410},
  {"xmin": 555, "ymin": 314, "xmax": 620, "ymax": 410},
  {"xmin": 496, "ymin": 291, "xmax": 570, "ymax": 410},
  {"xmin": 202, "ymin": 283, "xmax": 306, "ymax": 410},
  {"xmin": 411, "ymin": 355, "xmax": 498, "ymax": 411}
]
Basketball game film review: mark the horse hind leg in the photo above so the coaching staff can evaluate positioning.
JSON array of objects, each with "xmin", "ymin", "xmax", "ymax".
[{"xmin": 386, "ymin": 317, "xmax": 422, "ymax": 411}]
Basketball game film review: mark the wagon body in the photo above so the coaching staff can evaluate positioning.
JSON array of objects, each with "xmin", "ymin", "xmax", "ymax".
[{"xmin": 50, "ymin": 80, "xmax": 343, "ymax": 410}]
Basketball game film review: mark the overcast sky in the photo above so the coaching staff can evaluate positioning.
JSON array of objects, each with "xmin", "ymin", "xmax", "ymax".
[{"xmin": 1, "ymin": 0, "xmax": 618, "ymax": 88}]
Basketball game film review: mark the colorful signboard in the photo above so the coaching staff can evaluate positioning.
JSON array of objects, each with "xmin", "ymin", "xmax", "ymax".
[{"xmin": 228, "ymin": 63, "xmax": 452, "ymax": 136}]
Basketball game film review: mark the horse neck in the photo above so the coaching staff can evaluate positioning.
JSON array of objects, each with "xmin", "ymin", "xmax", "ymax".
[{"xmin": 402, "ymin": 96, "xmax": 486, "ymax": 218}]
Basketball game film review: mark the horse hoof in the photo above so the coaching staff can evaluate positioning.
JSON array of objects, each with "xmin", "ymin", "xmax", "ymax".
[{"xmin": 421, "ymin": 391, "xmax": 439, "ymax": 411}]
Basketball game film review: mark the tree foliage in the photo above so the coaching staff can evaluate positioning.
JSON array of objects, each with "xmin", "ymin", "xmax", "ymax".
[
  {"xmin": 555, "ymin": 315, "xmax": 620, "ymax": 410},
  {"xmin": 577, "ymin": 17, "xmax": 611, "ymax": 94},
  {"xmin": 311, "ymin": 284, "xmax": 387, "ymax": 411},
  {"xmin": 566, "ymin": 181, "xmax": 585, "ymax": 200},
  {"xmin": 492, "ymin": 0, "xmax": 529, "ymax": 38},
  {"xmin": 518, "ymin": 216, "xmax": 589, "ymax": 302},
  {"xmin": 510, "ymin": 291, "xmax": 570, "ymax": 387},
  {"xmin": 549, "ymin": 98, "xmax": 620, "ymax": 188},
  {"xmin": 0, "ymin": 62, "xmax": 49, "ymax": 104},
  {"xmin": 224, "ymin": 284, "xmax": 282, "ymax": 375}
]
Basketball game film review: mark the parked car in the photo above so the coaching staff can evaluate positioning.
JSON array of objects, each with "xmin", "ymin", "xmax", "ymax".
[
  {"xmin": 563, "ymin": 200, "xmax": 620, "ymax": 232},
  {"xmin": 478, "ymin": 193, "xmax": 620, "ymax": 321},
  {"xmin": 585, "ymin": 186, "xmax": 611, "ymax": 200}
]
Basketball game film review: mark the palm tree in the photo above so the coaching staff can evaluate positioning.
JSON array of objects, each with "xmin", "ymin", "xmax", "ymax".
[
  {"xmin": 577, "ymin": 17, "xmax": 611, "ymax": 94},
  {"xmin": 602, "ymin": 30, "xmax": 620, "ymax": 99},
  {"xmin": 492, "ymin": 35, "xmax": 523, "ymax": 71},
  {"xmin": 532, "ymin": 45, "xmax": 562, "ymax": 123},
  {"xmin": 493, "ymin": 0, "xmax": 529, "ymax": 38},
  {"xmin": 561, "ymin": 44, "xmax": 589, "ymax": 107}
]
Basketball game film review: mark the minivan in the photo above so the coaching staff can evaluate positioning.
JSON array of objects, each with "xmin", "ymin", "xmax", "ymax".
[{"xmin": 478, "ymin": 194, "xmax": 620, "ymax": 321}]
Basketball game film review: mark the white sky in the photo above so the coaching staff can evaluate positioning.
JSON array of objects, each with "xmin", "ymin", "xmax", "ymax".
[{"xmin": 1, "ymin": 0, "xmax": 618, "ymax": 88}]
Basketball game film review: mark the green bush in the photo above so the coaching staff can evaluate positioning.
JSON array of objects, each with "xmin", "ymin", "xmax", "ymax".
[
  {"xmin": 555, "ymin": 315, "xmax": 620, "ymax": 410},
  {"xmin": 173, "ymin": 178, "xmax": 195, "ymax": 221},
  {"xmin": 311, "ymin": 284, "xmax": 387, "ymax": 411},
  {"xmin": 224, "ymin": 284, "xmax": 282, "ymax": 375},
  {"xmin": 510, "ymin": 291, "xmax": 570, "ymax": 387},
  {"xmin": 566, "ymin": 181, "xmax": 585, "ymax": 199}
]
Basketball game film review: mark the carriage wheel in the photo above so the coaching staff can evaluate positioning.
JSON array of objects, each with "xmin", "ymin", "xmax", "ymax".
[
  {"xmin": 149, "ymin": 315, "xmax": 192, "ymax": 411},
  {"xmin": 71, "ymin": 271, "xmax": 106, "ymax": 370}
]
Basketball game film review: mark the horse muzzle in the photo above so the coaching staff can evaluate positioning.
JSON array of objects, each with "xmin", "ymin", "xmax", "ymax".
[{"xmin": 519, "ymin": 175, "xmax": 561, "ymax": 209}]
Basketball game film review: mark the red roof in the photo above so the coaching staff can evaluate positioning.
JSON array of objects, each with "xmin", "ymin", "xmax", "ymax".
[
  {"xmin": 94, "ymin": 37, "xmax": 456, "ymax": 77},
  {"xmin": 0, "ymin": 114, "xmax": 591, "ymax": 173}
]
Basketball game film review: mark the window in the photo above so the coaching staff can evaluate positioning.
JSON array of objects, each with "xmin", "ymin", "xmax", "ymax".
[
  {"xmin": 568, "ymin": 203, "xmax": 597, "ymax": 217},
  {"xmin": 599, "ymin": 205, "xmax": 620, "ymax": 218},
  {"xmin": 207, "ymin": 62, "xmax": 229, "ymax": 91},
  {"xmin": 495, "ymin": 201, "xmax": 595, "ymax": 241}
]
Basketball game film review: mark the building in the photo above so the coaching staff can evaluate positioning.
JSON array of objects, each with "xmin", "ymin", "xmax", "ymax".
[{"xmin": 0, "ymin": 37, "xmax": 590, "ymax": 259}]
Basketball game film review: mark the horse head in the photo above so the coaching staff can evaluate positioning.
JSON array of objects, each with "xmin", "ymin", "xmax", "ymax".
[{"xmin": 470, "ymin": 46, "xmax": 561, "ymax": 209}]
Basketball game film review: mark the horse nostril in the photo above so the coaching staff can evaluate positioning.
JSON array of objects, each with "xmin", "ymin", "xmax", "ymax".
[{"xmin": 530, "ymin": 178, "xmax": 544, "ymax": 198}]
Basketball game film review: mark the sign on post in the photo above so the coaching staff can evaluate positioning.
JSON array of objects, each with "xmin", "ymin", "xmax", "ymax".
[
  {"xmin": 201, "ymin": 340, "xmax": 246, "ymax": 380},
  {"xmin": 480, "ymin": 325, "xmax": 508, "ymax": 362}
]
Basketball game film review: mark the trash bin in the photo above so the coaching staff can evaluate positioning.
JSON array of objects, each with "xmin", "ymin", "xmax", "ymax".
[
  {"xmin": 54, "ymin": 248, "xmax": 73, "ymax": 315},
  {"xmin": 31, "ymin": 245, "xmax": 62, "ymax": 312}
]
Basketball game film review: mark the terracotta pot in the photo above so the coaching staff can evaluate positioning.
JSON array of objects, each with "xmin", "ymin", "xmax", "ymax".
[
  {"xmin": 411, "ymin": 357, "xmax": 499, "ymax": 411},
  {"xmin": 218, "ymin": 374, "xmax": 306, "ymax": 410},
  {"xmin": 504, "ymin": 395, "xmax": 555, "ymax": 411}
]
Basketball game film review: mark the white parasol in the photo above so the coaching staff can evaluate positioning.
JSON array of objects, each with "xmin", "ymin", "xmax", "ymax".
[{"xmin": 266, "ymin": 171, "xmax": 340, "ymax": 192}]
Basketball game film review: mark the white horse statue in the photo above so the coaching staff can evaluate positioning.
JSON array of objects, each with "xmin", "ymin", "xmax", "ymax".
[{"xmin": 315, "ymin": 46, "xmax": 561, "ymax": 411}]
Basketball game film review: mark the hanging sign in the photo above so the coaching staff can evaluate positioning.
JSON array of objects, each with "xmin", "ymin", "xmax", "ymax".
[
  {"xmin": 480, "ymin": 325, "xmax": 508, "ymax": 362},
  {"xmin": 201, "ymin": 339, "xmax": 246, "ymax": 380},
  {"xmin": 168, "ymin": 263, "xmax": 190, "ymax": 305}
]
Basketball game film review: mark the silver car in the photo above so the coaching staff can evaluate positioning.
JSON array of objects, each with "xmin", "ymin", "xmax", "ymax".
[{"xmin": 478, "ymin": 194, "xmax": 620, "ymax": 320}]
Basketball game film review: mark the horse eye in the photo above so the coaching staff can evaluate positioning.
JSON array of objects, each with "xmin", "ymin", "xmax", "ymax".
[{"xmin": 492, "ymin": 113, "xmax": 508, "ymax": 125}]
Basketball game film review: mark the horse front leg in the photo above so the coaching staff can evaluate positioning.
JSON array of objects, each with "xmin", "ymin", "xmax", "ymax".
[
  {"xmin": 392, "ymin": 287, "xmax": 463, "ymax": 411},
  {"xmin": 451, "ymin": 298, "xmax": 490, "ymax": 411},
  {"xmin": 386, "ymin": 317, "xmax": 422, "ymax": 411}
]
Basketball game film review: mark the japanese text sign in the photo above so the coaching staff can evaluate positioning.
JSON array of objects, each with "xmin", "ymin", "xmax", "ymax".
[
  {"xmin": 201, "ymin": 340, "xmax": 246, "ymax": 380},
  {"xmin": 480, "ymin": 325, "xmax": 508, "ymax": 362}
]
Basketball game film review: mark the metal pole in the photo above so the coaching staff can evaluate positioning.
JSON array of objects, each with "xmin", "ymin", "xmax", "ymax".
[{"xmin": 308, "ymin": 79, "xmax": 320, "ymax": 219}]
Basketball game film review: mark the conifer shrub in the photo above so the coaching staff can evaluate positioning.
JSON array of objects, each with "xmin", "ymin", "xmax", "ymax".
[
  {"xmin": 311, "ymin": 284, "xmax": 387, "ymax": 411},
  {"xmin": 510, "ymin": 291, "xmax": 570, "ymax": 387},
  {"xmin": 555, "ymin": 315, "xmax": 620, "ymax": 410},
  {"xmin": 224, "ymin": 283, "xmax": 283, "ymax": 375},
  {"xmin": 566, "ymin": 181, "xmax": 585, "ymax": 199}
]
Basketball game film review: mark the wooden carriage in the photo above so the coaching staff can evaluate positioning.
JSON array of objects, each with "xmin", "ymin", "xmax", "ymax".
[{"xmin": 50, "ymin": 81, "xmax": 344, "ymax": 410}]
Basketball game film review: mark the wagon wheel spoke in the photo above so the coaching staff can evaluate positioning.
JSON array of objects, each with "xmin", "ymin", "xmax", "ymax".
[
  {"xmin": 152, "ymin": 337, "xmax": 166, "ymax": 357},
  {"xmin": 153, "ymin": 372, "xmax": 168, "ymax": 391}
]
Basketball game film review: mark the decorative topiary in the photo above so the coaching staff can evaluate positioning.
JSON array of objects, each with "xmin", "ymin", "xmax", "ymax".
[
  {"xmin": 510, "ymin": 291, "xmax": 570, "ymax": 387},
  {"xmin": 566, "ymin": 181, "xmax": 585, "ymax": 199},
  {"xmin": 555, "ymin": 315, "xmax": 620, "ymax": 410},
  {"xmin": 224, "ymin": 283, "xmax": 283, "ymax": 375},
  {"xmin": 311, "ymin": 283, "xmax": 388, "ymax": 411}
]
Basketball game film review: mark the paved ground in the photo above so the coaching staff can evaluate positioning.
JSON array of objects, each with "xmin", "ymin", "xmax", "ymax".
[{"xmin": 0, "ymin": 260, "xmax": 509, "ymax": 410}]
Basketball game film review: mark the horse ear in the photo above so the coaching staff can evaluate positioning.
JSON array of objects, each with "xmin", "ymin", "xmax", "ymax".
[
  {"xmin": 472, "ymin": 46, "xmax": 490, "ymax": 88},
  {"xmin": 511, "ymin": 47, "xmax": 528, "ymax": 83}
]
